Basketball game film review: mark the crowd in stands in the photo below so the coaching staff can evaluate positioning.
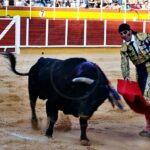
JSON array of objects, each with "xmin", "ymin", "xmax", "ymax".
[{"xmin": 0, "ymin": 0, "xmax": 149, "ymax": 9}]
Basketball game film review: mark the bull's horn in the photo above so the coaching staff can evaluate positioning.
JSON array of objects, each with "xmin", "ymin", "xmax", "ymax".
[{"xmin": 72, "ymin": 77, "xmax": 94, "ymax": 85}]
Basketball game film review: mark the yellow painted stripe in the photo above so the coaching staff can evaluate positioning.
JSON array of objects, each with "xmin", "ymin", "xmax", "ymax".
[{"xmin": 0, "ymin": 9, "xmax": 149, "ymax": 20}]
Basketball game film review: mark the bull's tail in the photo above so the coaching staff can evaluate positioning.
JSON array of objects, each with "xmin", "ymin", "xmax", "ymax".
[{"xmin": 2, "ymin": 52, "xmax": 29, "ymax": 76}]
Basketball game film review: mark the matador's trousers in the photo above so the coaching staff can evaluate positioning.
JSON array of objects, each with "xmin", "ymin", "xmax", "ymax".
[{"xmin": 136, "ymin": 61, "xmax": 150, "ymax": 130}]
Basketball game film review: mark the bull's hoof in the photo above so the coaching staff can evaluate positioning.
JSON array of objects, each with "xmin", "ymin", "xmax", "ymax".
[
  {"xmin": 80, "ymin": 139, "xmax": 91, "ymax": 146},
  {"xmin": 46, "ymin": 134, "xmax": 53, "ymax": 139},
  {"xmin": 31, "ymin": 119, "xmax": 38, "ymax": 130},
  {"xmin": 46, "ymin": 130, "xmax": 53, "ymax": 138}
]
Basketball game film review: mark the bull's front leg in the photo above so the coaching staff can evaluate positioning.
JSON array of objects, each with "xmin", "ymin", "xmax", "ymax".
[
  {"xmin": 45, "ymin": 101, "xmax": 58, "ymax": 138},
  {"xmin": 79, "ymin": 118, "xmax": 90, "ymax": 146}
]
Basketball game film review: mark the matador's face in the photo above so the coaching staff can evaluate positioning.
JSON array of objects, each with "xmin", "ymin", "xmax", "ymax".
[{"xmin": 119, "ymin": 30, "xmax": 132, "ymax": 42}]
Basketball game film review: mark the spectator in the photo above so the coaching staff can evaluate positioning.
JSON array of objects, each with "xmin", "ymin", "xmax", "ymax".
[
  {"xmin": 56, "ymin": 0, "xmax": 62, "ymax": 7},
  {"xmin": 142, "ymin": 0, "xmax": 149, "ymax": 10},
  {"xmin": 15, "ymin": 0, "xmax": 25, "ymax": 6},
  {"xmin": 88, "ymin": 0, "xmax": 95, "ymax": 8},
  {"xmin": 41, "ymin": 0, "xmax": 47, "ymax": 6},
  {"xmin": 82, "ymin": 0, "xmax": 88, "ymax": 8},
  {"xmin": 0, "ymin": 0, "xmax": 2, "ymax": 6},
  {"xmin": 65, "ymin": 0, "xmax": 71, "ymax": 7},
  {"xmin": 9, "ymin": 0, "xmax": 14, "ymax": 5},
  {"xmin": 94, "ymin": 0, "xmax": 100, "ymax": 8},
  {"xmin": 117, "ymin": 0, "xmax": 122, "ymax": 5},
  {"xmin": 130, "ymin": 2, "xmax": 142, "ymax": 9},
  {"xmin": 24, "ymin": 0, "xmax": 30, "ymax": 6}
]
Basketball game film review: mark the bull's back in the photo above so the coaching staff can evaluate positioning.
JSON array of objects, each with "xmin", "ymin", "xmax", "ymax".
[{"xmin": 28, "ymin": 57, "xmax": 61, "ymax": 99}]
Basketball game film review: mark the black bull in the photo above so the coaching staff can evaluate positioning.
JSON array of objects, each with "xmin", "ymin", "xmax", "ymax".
[{"xmin": 3, "ymin": 52, "xmax": 119, "ymax": 145}]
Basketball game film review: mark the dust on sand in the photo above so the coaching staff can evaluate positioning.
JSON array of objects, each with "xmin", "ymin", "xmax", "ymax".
[{"xmin": 0, "ymin": 49, "xmax": 149, "ymax": 150}]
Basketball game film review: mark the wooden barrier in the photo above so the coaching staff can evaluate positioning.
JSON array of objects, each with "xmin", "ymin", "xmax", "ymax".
[
  {"xmin": 87, "ymin": 21, "xmax": 104, "ymax": 45},
  {"xmin": 0, "ymin": 20, "xmax": 15, "ymax": 45},
  {"xmin": 0, "ymin": 18, "xmax": 150, "ymax": 51},
  {"xmin": 48, "ymin": 20, "xmax": 66, "ymax": 45},
  {"xmin": 29, "ymin": 19, "xmax": 46, "ymax": 45},
  {"xmin": 68, "ymin": 20, "xmax": 84, "ymax": 45}
]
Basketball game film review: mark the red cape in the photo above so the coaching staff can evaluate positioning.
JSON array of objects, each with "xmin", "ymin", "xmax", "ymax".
[{"xmin": 117, "ymin": 79, "xmax": 150, "ymax": 114}]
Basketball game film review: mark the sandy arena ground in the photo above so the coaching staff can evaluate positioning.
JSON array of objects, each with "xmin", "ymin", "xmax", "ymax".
[{"xmin": 0, "ymin": 48, "xmax": 149, "ymax": 150}]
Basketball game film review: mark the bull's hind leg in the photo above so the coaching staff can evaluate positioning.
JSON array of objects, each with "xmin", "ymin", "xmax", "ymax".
[
  {"xmin": 29, "ymin": 94, "xmax": 38, "ymax": 129},
  {"xmin": 45, "ymin": 100, "xmax": 58, "ymax": 138},
  {"xmin": 79, "ymin": 118, "xmax": 90, "ymax": 146}
]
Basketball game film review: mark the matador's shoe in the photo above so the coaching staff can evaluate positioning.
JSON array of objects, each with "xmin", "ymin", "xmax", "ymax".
[{"xmin": 139, "ymin": 130, "xmax": 150, "ymax": 138}]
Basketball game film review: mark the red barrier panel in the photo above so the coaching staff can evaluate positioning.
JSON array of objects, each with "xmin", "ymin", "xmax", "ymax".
[
  {"xmin": 107, "ymin": 21, "xmax": 123, "ymax": 45},
  {"xmin": 48, "ymin": 20, "xmax": 65, "ymax": 45},
  {"xmin": 107, "ymin": 21, "xmax": 145, "ymax": 45},
  {"xmin": 126, "ymin": 21, "xmax": 143, "ymax": 32},
  {"xmin": 146, "ymin": 22, "xmax": 150, "ymax": 33},
  {"xmin": 0, "ymin": 48, "xmax": 4, "ymax": 52},
  {"xmin": 29, "ymin": 19, "xmax": 46, "ymax": 45},
  {"xmin": 20, "ymin": 18, "xmax": 27, "ymax": 45},
  {"xmin": 87, "ymin": 21, "xmax": 104, "ymax": 45},
  {"xmin": 0, "ymin": 20, "xmax": 15, "ymax": 45},
  {"xmin": 0, "ymin": 48, "xmax": 15, "ymax": 52},
  {"xmin": 68, "ymin": 20, "xmax": 84, "ymax": 45}
]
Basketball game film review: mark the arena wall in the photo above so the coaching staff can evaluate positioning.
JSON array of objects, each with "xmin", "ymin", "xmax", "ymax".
[{"xmin": 1, "ymin": 18, "xmax": 150, "ymax": 52}]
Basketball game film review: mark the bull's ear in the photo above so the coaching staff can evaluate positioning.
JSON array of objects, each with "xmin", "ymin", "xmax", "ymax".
[{"xmin": 72, "ymin": 77, "xmax": 94, "ymax": 85}]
